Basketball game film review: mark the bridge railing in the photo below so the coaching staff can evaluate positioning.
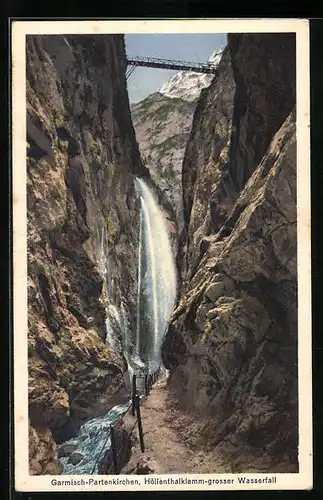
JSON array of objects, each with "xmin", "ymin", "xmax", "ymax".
[{"xmin": 126, "ymin": 53, "xmax": 223, "ymax": 75}]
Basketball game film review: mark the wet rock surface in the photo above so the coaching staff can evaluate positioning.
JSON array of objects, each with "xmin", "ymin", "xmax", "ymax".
[
  {"xmin": 178, "ymin": 46, "xmax": 236, "ymax": 281},
  {"xmin": 162, "ymin": 34, "xmax": 298, "ymax": 472}
]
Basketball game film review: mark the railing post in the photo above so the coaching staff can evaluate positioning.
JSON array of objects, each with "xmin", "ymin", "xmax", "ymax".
[
  {"xmin": 110, "ymin": 424, "xmax": 118, "ymax": 474},
  {"xmin": 132, "ymin": 374, "xmax": 137, "ymax": 416},
  {"xmin": 135, "ymin": 393, "xmax": 145, "ymax": 452},
  {"xmin": 144, "ymin": 373, "xmax": 149, "ymax": 396}
]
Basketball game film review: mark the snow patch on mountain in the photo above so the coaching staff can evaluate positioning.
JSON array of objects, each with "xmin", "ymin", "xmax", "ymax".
[{"xmin": 159, "ymin": 50, "xmax": 223, "ymax": 102}]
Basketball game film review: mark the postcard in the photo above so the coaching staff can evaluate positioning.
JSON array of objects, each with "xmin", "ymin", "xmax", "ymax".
[{"xmin": 12, "ymin": 18, "xmax": 312, "ymax": 492}]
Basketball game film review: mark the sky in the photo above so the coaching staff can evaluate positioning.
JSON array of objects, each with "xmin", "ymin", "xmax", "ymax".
[{"xmin": 125, "ymin": 33, "xmax": 227, "ymax": 103}]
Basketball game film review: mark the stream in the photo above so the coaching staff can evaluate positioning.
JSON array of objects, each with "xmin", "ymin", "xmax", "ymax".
[{"xmin": 58, "ymin": 402, "xmax": 131, "ymax": 474}]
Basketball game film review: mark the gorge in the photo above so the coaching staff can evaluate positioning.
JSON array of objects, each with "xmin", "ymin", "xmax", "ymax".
[{"xmin": 26, "ymin": 32, "xmax": 298, "ymax": 475}]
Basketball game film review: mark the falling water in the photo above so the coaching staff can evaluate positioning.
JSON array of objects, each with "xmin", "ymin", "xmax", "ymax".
[
  {"xmin": 136, "ymin": 204, "xmax": 144, "ymax": 355},
  {"xmin": 135, "ymin": 177, "xmax": 177, "ymax": 373},
  {"xmin": 105, "ymin": 304, "xmax": 122, "ymax": 352},
  {"xmin": 98, "ymin": 225, "xmax": 123, "ymax": 353}
]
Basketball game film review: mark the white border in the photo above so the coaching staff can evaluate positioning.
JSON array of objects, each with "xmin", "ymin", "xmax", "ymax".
[{"xmin": 12, "ymin": 19, "xmax": 312, "ymax": 492}]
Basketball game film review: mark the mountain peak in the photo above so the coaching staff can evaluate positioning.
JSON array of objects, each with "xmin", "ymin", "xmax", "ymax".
[{"xmin": 159, "ymin": 47, "xmax": 224, "ymax": 102}]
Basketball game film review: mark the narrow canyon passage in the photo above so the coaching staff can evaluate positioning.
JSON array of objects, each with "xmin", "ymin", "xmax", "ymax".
[
  {"xmin": 121, "ymin": 371, "xmax": 228, "ymax": 475},
  {"xmin": 25, "ymin": 32, "xmax": 300, "ymax": 477}
]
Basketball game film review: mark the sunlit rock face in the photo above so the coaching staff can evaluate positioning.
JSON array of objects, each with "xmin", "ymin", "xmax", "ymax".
[
  {"xmin": 162, "ymin": 33, "xmax": 298, "ymax": 473},
  {"xmin": 26, "ymin": 34, "xmax": 147, "ymax": 474}
]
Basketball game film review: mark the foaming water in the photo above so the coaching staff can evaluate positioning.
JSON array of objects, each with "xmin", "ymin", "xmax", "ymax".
[{"xmin": 59, "ymin": 402, "xmax": 131, "ymax": 474}]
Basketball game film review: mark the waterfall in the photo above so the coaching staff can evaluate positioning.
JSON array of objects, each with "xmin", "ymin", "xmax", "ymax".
[
  {"xmin": 99, "ymin": 225, "xmax": 122, "ymax": 352},
  {"xmin": 135, "ymin": 177, "xmax": 177, "ymax": 373},
  {"xmin": 135, "ymin": 203, "xmax": 144, "ymax": 355},
  {"xmin": 58, "ymin": 180, "xmax": 177, "ymax": 474},
  {"xmin": 105, "ymin": 304, "xmax": 122, "ymax": 351},
  {"xmin": 100, "ymin": 178, "xmax": 177, "ymax": 375}
]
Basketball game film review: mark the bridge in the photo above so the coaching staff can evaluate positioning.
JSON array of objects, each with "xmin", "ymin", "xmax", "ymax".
[{"xmin": 126, "ymin": 52, "xmax": 223, "ymax": 79}]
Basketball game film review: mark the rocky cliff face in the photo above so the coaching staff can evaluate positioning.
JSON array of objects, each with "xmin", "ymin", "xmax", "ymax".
[
  {"xmin": 26, "ymin": 34, "xmax": 146, "ymax": 474},
  {"xmin": 162, "ymin": 33, "xmax": 298, "ymax": 472},
  {"xmin": 178, "ymin": 45, "xmax": 235, "ymax": 282},
  {"xmin": 131, "ymin": 92, "xmax": 195, "ymax": 232}
]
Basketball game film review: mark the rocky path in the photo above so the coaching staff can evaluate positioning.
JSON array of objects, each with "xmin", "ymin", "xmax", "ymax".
[{"xmin": 121, "ymin": 370, "xmax": 227, "ymax": 474}]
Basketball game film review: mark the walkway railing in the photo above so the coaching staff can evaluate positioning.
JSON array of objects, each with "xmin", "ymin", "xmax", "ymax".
[{"xmin": 92, "ymin": 367, "xmax": 161, "ymax": 474}]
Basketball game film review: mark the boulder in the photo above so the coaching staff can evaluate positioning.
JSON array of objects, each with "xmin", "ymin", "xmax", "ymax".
[
  {"xmin": 68, "ymin": 452, "xmax": 84, "ymax": 465},
  {"xmin": 29, "ymin": 426, "xmax": 61, "ymax": 475},
  {"xmin": 204, "ymin": 282, "xmax": 225, "ymax": 302},
  {"xmin": 57, "ymin": 443, "xmax": 78, "ymax": 458}
]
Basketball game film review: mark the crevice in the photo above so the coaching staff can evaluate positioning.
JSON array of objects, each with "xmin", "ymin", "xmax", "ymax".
[{"xmin": 38, "ymin": 273, "xmax": 53, "ymax": 318}]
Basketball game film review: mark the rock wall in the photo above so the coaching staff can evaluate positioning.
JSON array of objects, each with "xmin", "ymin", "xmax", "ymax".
[
  {"xmin": 26, "ymin": 34, "xmax": 146, "ymax": 474},
  {"xmin": 162, "ymin": 34, "xmax": 298, "ymax": 472},
  {"xmin": 178, "ymin": 45, "xmax": 235, "ymax": 284}
]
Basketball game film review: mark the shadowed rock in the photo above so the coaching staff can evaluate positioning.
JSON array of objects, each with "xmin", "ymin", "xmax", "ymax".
[{"xmin": 65, "ymin": 154, "xmax": 87, "ymax": 222}]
